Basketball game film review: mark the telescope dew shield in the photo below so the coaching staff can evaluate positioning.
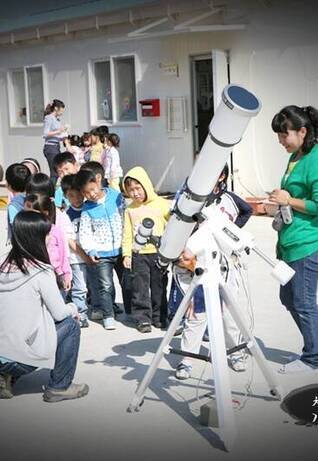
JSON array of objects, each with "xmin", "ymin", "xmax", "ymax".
[{"xmin": 158, "ymin": 84, "xmax": 261, "ymax": 266}]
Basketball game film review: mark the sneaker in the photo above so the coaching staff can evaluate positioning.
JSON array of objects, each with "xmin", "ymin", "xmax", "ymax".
[
  {"xmin": 79, "ymin": 317, "xmax": 89, "ymax": 328},
  {"xmin": 89, "ymin": 310, "xmax": 104, "ymax": 321},
  {"xmin": 229, "ymin": 355, "xmax": 247, "ymax": 372},
  {"xmin": 43, "ymin": 382, "xmax": 89, "ymax": 403},
  {"xmin": 175, "ymin": 363, "xmax": 192, "ymax": 380},
  {"xmin": 137, "ymin": 322, "xmax": 152, "ymax": 333},
  {"xmin": 278, "ymin": 359, "xmax": 318, "ymax": 374},
  {"xmin": 0, "ymin": 374, "xmax": 13, "ymax": 399},
  {"xmin": 103, "ymin": 317, "xmax": 116, "ymax": 330}
]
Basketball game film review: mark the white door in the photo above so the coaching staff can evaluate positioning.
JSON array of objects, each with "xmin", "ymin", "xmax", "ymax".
[
  {"xmin": 212, "ymin": 49, "xmax": 229, "ymax": 111},
  {"xmin": 212, "ymin": 49, "xmax": 233, "ymax": 189}
]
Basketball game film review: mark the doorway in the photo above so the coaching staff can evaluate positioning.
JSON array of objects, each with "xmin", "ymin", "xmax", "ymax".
[{"xmin": 191, "ymin": 55, "xmax": 214, "ymax": 155}]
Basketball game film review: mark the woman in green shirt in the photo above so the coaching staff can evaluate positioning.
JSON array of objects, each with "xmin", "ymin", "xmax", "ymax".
[{"xmin": 269, "ymin": 105, "xmax": 318, "ymax": 374}]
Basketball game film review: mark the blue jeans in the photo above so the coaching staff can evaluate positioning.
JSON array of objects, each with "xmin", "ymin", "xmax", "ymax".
[
  {"xmin": 71, "ymin": 263, "xmax": 88, "ymax": 316},
  {"xmin": 280, "ymin": 250, "xmax": 318, "ymax": 367},
  {"xmin": 0, "ymin": 317, "xmax": 80, "ymax": 390},
  {"xmin": 89, "ymin": 256, "xmax": 123, "ymax": 319}
]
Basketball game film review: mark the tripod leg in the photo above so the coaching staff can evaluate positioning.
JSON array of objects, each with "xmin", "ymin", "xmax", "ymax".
[
  {"xmin": 202, "ymin": 275, "xmax": 237, "ymax": 450},
  {"xmin": 127, "ymin": 273, "xmax": 203, "ymax": 412},
  {"xmin": 220, "ymin": 284, "xmax": 283, "ymax": 400}
]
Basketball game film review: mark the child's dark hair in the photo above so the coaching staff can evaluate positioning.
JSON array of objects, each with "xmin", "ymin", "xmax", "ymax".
[
  {"xmin": 61, "ymin": 174, "xmax": 80, "ymax": 195},
  {"xmin": 0, "ymin": 210, "xmax": 51, "ymax": 274},
  {"xmin": 124, "ymin": 176, "xmax": 141, "ymax": 188},
  {"xmin": 25, "ymin": 193, "xmax": 56, "ymax": 224},
  {"xmin": 90, "ymin": 128, "xmax": 104, "ymax": 144},
  {"xmin": 80, "ymin": 161, "xmax": 105, "ymax": 178},
  {"xmin": 21, "ymin": 158, "xmax": 41, "ymax": 174},
  {"xmin": 108, "ymin": 133, "xmax": 120, "ymax": 148},
  {"xmin": 5, "ymin": 163, "xmax": 31, "ymax": 192},
  {"xmin": 97, "ymin": 125, "xmax": 109, "ymax": 137},
  {"xmin": 124, "ymin": 176, "xmax": 146, "ymax": 200},
  {"xmin": 25, "ymin": 173, "xmax": 55, "ymax": 198},
  {"xmin": 272, "ymin": 105, "xmax": 318, "ymax": 155},
  {"xmin": 75, "ymin": 169, "xmax": 97, "ymax": 190},
  {"xmin": 53, "ymin": 152, "xmax": 76, "ymax": 172},
  {"xmin": 68, "ymin": 135, "xmax": 81, "ymax": 147},
  {"xmin": 44, "ymin": 99, "xmax": 65, "ymax": 117},
  {"xmin": 81, "ymin": 132, "xmax": 91, "ymax": 145},
  {"xmin": 0, "ymin": 164, "xmax": 3, "ymax": 182}
]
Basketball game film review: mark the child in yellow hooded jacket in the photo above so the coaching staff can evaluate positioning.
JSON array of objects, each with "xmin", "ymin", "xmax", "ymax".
[{"xmin": 122, "ymin": 166, "xmax": 170, "ymax": 333}]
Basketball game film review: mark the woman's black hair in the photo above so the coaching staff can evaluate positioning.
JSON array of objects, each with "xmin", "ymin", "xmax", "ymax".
[
  {"xmin": 272, "ymin": 105, "xmax": 318, "ymax": 155},
  {"xmin": 0, "ymin": 211, "xmax": 51, "ymax": 274},
  {"xmin": 44, "ymin": 99, "xmax": 65, "ymax": 117},
  {"xmin": 25, "ymin": 173, "xmax": 55, "ymax": 198},
  {"xmin": 108, "ymin": 133, "xmax": 120, "ymax": 148},
  {"xmin": 25, "ymin": 193, "xmax": 56, "ymax": 224}
]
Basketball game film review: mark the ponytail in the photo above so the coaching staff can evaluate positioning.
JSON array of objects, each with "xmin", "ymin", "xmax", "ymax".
[
  {"xmin": 272, "ymin": 105, "xmax": 318, "ymax": 154},
  {"xmin": 43, "ymin": 99, "xmax": 65, "ymax": 117}
]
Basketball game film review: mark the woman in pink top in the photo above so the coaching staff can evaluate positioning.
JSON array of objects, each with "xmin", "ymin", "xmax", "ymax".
[{"xmin": 24, "ymin": 194, "xmax": 72, "ymax": 292}]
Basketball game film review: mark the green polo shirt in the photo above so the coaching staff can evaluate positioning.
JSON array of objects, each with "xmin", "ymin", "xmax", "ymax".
[{"xmin": 278, "ymin": 144, "xmax": 318, "ymax": 262}]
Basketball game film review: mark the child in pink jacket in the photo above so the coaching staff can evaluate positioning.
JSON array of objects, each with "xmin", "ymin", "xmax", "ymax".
[{"xmin": 24, "ymin": 193, "xmax": 72, "ymax": 291}]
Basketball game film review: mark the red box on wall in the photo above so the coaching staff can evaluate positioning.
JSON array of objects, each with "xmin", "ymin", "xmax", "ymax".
[{"xmin": 139, "ymin": 99, "xmax": 160, "ymax": 117}]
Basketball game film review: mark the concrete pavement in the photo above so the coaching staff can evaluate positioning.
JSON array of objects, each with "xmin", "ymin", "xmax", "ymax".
[{"xmin": 0, "ymin": 210, "xmax": 317, "ymax": 461}]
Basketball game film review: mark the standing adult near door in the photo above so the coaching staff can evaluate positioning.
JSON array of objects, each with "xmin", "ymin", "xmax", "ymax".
[
  {"xmin": 269, "ymin": 105, "xmax": 318, "ymax": 374},
  {"xmin": 43, "ymin": 99, "xmax": 67, "ymax": 186}
]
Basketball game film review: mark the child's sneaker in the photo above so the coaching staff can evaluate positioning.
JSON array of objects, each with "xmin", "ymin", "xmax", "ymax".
[
  {"xmin": 175, "ymin": 363, "xmax": 192, "ymax": 380},
  {"xmin": 229, "ymin": 355, "xmax": 247, "ymax": 372},
  {"xmin": 103, "ymin": 317, "xmax": 116, "ymax": 330},
  {"xmin": 0, "ymin": 374, "xmax": 13, "ymax": 399}
]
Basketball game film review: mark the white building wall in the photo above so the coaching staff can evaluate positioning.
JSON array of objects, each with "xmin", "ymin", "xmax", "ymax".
[{"xmin": 0, "ymin": 2, "xmax": 317, "ymax": 194}]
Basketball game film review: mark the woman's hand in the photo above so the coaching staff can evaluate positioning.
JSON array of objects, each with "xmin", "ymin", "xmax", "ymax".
[
  {"xmin": 269, "ymin": 189, "xmax": 291, "ymax": 206},
  {"xmin": 123, "ymin": 256, "xmax": 132, "ymax": 270}
]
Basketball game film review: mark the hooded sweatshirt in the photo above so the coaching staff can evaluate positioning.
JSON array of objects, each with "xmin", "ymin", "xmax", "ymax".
[
  {"xmin": 122, "ymin": 166, "xmax": 170, "ymax": 257},
  {"xmin": 0, "ymin": 261, "xmax": 77, "ymax": 369}
]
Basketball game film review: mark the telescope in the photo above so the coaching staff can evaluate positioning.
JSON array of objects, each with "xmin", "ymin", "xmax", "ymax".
[
  {"xmin": 129, "ymin": 83, "xmax": 295, "ymax": 450},
  {"xmin": 158, "ymin": 84, "xmax": 261, "ymax": 268}
]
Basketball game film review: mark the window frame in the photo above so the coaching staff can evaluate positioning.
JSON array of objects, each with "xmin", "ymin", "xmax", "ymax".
[
  {"xmin": 88, "ymin": 53, "xmax": 140, "ymax": 127},
  {"xmin": 7, "ymin": 63, "xmax": 48, "ymax": 128}
]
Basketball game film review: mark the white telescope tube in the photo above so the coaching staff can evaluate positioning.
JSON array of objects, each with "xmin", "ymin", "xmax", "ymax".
[{"xmin": 158, "ymin": 84, "xmax": 261, "ymax": 266}]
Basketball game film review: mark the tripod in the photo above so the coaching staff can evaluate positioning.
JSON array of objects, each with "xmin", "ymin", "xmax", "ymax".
[{"xmin": 128, "ymin": 212, "xmax": 284, "ymax": 450}]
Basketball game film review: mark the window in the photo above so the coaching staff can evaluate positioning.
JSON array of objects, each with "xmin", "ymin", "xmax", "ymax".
[
  {"xmin": 90, "ymin": 55, "xmax": 138, "ymax": 125},
  {"xmin": 94, "ymin": 61, "xmax": 112, "ymax": 121},
  {"xmin": 7, "ymin": 65, "xmax": 47, "ymax": 127}
]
